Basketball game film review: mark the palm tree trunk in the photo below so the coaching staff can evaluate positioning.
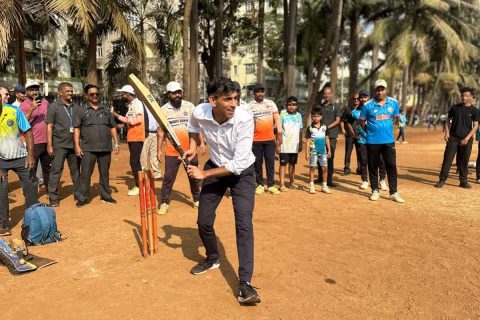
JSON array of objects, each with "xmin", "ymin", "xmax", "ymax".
[
  {"xmin": 282, "ymin": 0, "xmax": 288, "ymax": 93},
  {"xmin": 401, "ymin": 66, "xmax": 409, "ymax": 110},
  {"xmin": 213, "ymin": 0, "xmax": 223, "ymax": 77},
  {"xmin": 140, "ymin": 19, "xmax": 147, "ymax": 83},
  {"xmin": 183, "ymin": 0, "xmax": 192, "ymax": 99},
  {"xmin": 306, "ymin": 0, "xmax": 343, "ymax": 112},
  {"xmin": 307, "ymin": 47, "xmax": 314, "ymax": 98},
  {"xmin": 257, "ymin": 0, "xmax": 265, "ymax": 84},
  {"xmin": 347, "ymin": 9, "xmax": 359, "ymax": 100},
  {"xmin": 86, "ymin": 29, "xmax": 98, "ymax": 85},
  {"xmin": 286, "ymin": 0, "xmax": 297, "ymax": 97},
  {"xmin": 15, "ymin": 30, "xmax": 26, "ymax": 85},
  {"xmin": 389, "ymin": 66, "xmax": 396, "ymax": 97},
  {"xmin": 189, "ymin": 0, "xmax": 198, "ymax": 103}
]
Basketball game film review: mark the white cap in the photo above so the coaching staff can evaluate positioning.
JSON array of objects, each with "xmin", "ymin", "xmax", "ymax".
[
  {"xmin": 374, "ymin": 79, "xmax": 388, "ymax": 89},
  {"xmin": 117, "ymin": 85, "xmax": 136, "ymax": 95},
  {"xmin": 166, "ymin": 81, "xmax": 182, "ymax": 93},
  {"xmin": 25, "ymin": 79, "xmax": 40, "ymax": 89}
]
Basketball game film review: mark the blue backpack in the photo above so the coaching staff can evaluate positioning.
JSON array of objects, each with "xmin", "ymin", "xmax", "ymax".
[{"xmin": 21, "ymin": 203, "xmax": 62, "ymax": 245}]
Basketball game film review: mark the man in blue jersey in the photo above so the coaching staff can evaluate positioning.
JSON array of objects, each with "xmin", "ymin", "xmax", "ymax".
[
  {"xmin": 359, "ymin": 80, "xmax": 405, "ymax": 203},
  {"xmin": 0, "ymin": 86, "xmax": 38, "ymax": 236}
]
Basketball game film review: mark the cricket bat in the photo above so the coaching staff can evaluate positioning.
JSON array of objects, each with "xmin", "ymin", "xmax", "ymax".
[{"xmin": 128, "ymin": 74, "xmax": 190, "ymax": 165}]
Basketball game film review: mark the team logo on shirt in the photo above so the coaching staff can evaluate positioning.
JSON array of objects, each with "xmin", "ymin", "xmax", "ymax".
[
  {"xmin": 387, "ymin": 106, "xmax": 393, "ymax": 113},
  {"xmin": 183, "ymin": 112, "xmax": 188, "ymax": 116},
  {"xmin": 7, "ymin": 119, "xmax": 14, "ymax": 127}
]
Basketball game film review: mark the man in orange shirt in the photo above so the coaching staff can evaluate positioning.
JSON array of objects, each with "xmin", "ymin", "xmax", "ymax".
[
  {"xmin": 248, "ymin": 83, "xmax": 282, "ymax": 195},
  {"xmin": 157, "ymin": 81, "xmax": 202, "ymax": 215},
  {"xmin": 111, "ymin": 85, "xmax": 145, "ymax": 196}
]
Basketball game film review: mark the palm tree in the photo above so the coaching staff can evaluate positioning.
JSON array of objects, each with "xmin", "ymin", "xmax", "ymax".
[
  {"xmin": 47, "ymin": 0, "xmax": 141, "ymax": 85},
  {"xmin": 103, "ymin": 0, "xmax": 181, "ymax": 94},
  {"xmin": 0, "ymin": 0, "xmax": 23, "ymax": 64}
]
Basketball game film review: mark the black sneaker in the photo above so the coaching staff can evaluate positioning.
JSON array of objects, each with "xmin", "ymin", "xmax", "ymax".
[
  {"xmin": 327, "ymin": 182, "xmax": 337, "ymax": 187},
  {"xmin": 459, "ymin": 182, "xmax": 472, "ymax": 189},
  {"xmin": 76, "ymin": 200, "xmax": 87, "ymax": 208},
  {"xmin": 190, "ymin": 258, "xmax": 220, "ymax": 275},
  {"xmin": 434, "ymin": 180, "xmax": 445, "ymax": 188},
  {"xmin": 0, "ymin": 228, "xmax": 12, "ymax": 236},
  {"xmin": 101, "ymin": 197, "xmax": 117, "ymax": 205},
  {"xmin": 343, "ymin": 168, "xmax": 351, "ymax": 176},
  {"xmin": 238, "ymin": 282, "xmax": 261, "ymax": 304}
]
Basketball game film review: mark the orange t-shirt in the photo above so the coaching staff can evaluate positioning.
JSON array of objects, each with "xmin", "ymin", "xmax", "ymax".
[
  {"xmin": 161, "ymin": 100, "xmax": 195, "ymax": 156},
  {"xmin": 248, "ymin": 98, "xmax": 278, "ymax": 142},
  {"xmin": 126, "ymin": 98, "xmax": 145, "ymax": 142}
]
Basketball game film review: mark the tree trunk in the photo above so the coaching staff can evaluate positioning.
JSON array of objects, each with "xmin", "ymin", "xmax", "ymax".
[
  {"xmin": 370, "ymin": 43, "xmax": 379, "ymax": 94},
  {"xmin": 347, "ymin": 9, "xmax": 359, "ymax": 101},
  {"xmin": 282, "ymin": 0, "xmax": 288, "ymax": 93},
  {"xmin": 307, "ymin": 47, "xmax": 314, "ymax": 98},
  {"xmin": 86, "ymin": 29, "xmax": 98, "ymax": 85},
  {"xmin": 400, "ymin": 66, "xmax": 408, "ymax": 110},
  {"xmin": 306, "ymin": 0, "xmax": 343, "ymax": 113},
  {"xmin": 329, "ymin": 10, "xmax": 343, "ymax": 99},
  {"xmin": 213, "ymin": 0, "xmax": 223, "ymax": 77},
  {"xmin": 390, "ymin": 67, "xmax": 396, "ymax": 97},
  {"xmin": 140, "ymin": 19, "xmax": 147, "ymax": 83},
  {"xmin": 15, "ymin": 30, "xmax": 26, "ymax": 85},
  {"xmin": 257, "ymin": 0, "xmax": 265, "ymax": 84},
  {"xmin": 286, "ymin": 0, "xmax": 297, "ymax": 97},
  {"xmin": 189, "ymin": 0, "xmax": 199, "ymax": 103},
  {"xmin": 182, "ymin": 0, "xmax": 192, "ymax": 100}
]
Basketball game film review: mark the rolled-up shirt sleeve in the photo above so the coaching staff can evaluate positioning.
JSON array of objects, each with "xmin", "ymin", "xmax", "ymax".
[{"xmin": 224, "ymin": 117, "xmax": 254, "ymax": 175}]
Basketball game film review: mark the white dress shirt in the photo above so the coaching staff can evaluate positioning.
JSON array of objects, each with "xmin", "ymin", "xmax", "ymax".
[{"xmin": 188, "ymin": 103, "xmax": 255, "ymax": 175}]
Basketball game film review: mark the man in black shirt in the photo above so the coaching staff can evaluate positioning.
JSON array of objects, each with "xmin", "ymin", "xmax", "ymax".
[
  {"xmin": 317, "ymin": 86, "xmax": 341, "ymax": 186},
  {"xmin": 435, "ymin": 87, "xmax": 479, "ymax": 188},
  {"xmin": 73, "ymin": 84, "xmax": 120, "ymax": 207},
  {"xmin": 341, "ymin": 94, "xmax": 360, "ymax": 175},
  {"xmin": 46, "ymin": 82, "xmax": 81, "ymax": 207}
]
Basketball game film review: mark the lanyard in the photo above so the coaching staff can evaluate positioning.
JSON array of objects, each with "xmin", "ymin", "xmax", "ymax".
[{"xmin": 63, "ymin": 105, "xmax": 73, "ymax": 125}]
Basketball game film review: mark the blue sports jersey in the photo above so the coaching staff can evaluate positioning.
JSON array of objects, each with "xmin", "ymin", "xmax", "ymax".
[
  {"xmin": 350, "ymin": 109, "xmax": 367, "ymax": 144},
  {"xmin": 306, "ymin": 124, "xmax": 327, "ymax": 155},
  {"xmin": 360, "ymin": 97, "xmax": 400, "ymax": 144}
]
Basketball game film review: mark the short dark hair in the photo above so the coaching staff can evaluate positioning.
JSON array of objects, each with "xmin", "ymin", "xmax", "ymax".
[
  {"xmin": 232, "ymin": 81, "xmax": 241, "ymax": 92},
  {"xmin": 58, "ymin": 82, "xmax": 73, "ymax": 92},
  {"xmin": 460, "ymin": 87, "xmax": 475, "ymax": 98},
  {"xmin": 287, "ymin": 96, "xmax": 298, "ymax": 104},
  {"xmin": 311, "ymin": 108, "xmax": 322, "ymax": 116},
  {"xmin": 207, "ymin": 77, "xmax": 236, "ymax": 98},
  {"xmin": 84, "ymin": 84, "xmax": 99, "ymax": 94}
]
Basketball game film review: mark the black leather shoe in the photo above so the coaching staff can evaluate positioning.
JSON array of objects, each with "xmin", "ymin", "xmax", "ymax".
[
  {"xmin": 76, "ymin": 200, "xmax": 87, "ymax": 208},
  {"xmin": 459, "ymin": 182, "xmax": 472, "ymax": 189},
  {"xmin": 434, "ymin": 180, "xmax": 445, "ymax": 188},
  {"xmin": 343, "ymin": 168, "xmax": 351, "ymax": 176},
  {"xmin": 327, "ymin": 182, "xmax": 338, "ymax": 187}
]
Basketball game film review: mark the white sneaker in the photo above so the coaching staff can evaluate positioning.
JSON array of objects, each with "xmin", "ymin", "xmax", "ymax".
[
  {"xmin": 359, "ymin": 181, "xmax": 369, "ymax": 190},
  {"xmin": 193, "ymin": 201, "xmax": 199, "ymax": 208},
  {"xmin": 321, "ymin": 186, "xmax": 332, "ymax": 194},
  {"xmin": 127, "ymin": 186, "xmax": 140, "ymax": 196},
  {"xmin": 309, "ymin": 185, "xmax": 316, "ymax": 194},
  {"xmin": 390, "ymin": 192, "xmax": 405, "ymax": 203},
  {"xmin": 402, "ymin": 141, "xmax": 408, "ymax": 144},
  {"xmin": 370, "ymin": 190, "xmax": 380, "ymax": 201},
  {"xmin": 158, "ymin": 203, "xmax": 169, "ymax": 215},
  {"xmin": 379, "ymin": 180, "xmax": 388, "ymax": 191}
]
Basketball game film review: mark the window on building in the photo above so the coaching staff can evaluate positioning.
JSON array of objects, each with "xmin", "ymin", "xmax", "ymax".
[
  {"xmin": 234, "ymin": 65, "xmax": 238, "ymax": 75},
  {"xmin": 245, "ymin": 63, "xmax": 256, "ymax": 74},
  {"xmin": 125, "ymin": 12, "xmax": 140, "ymax": 28}
]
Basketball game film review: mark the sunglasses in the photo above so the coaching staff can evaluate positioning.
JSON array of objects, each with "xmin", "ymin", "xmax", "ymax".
[
  {"xmin": 353, "ymin": 97, "xmax": 359, "ymax": 100},
  {"xmin": 88, "ymin": 92, "xmax": 100, "ymax": 97}
]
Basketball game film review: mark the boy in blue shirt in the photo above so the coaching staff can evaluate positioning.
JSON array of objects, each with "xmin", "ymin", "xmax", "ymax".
[
  {"xmin": 396, "ymin": 112, "xmax": 408, "ymax": 143},
  {"xmin": 279, "ymin": 96, "xmax": 303, "ymax": 191},
  {"xmin": 305, "ymin": 109, "xmax": 331, "ymax": 194},
  {"xmin": 359, "ymin": 79, "xmax": 405, "ymax": 203}
]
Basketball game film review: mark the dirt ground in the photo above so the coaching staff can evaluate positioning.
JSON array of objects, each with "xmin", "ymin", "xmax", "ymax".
[{"xmin": 1, "ymin": 128, "xmax": 479, "ymax": 319}]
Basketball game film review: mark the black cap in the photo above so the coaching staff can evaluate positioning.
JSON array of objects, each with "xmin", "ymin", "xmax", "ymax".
[
  {"xmin": 14, "ymin": 85, "xmax": 26, "ymax": 94},
  {"xmin": 358, "ymin": 89, "xmax": 369, "ymax": 97},
  {"xmin": 253, "ymin": 83, "xmax": 265, "ymax": 92}
]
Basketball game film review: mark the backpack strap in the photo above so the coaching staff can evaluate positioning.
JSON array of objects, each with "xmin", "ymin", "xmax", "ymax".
[{"xmin": 36, "ymin": 205, "xmax": 51, "ymax": 244}]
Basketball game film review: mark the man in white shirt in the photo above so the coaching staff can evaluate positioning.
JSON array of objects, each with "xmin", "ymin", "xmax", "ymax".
[
  {"xmin": 184, "ymin": 77, "xmax": 260, "ymax": 305},
  {"xmin": 12, "ymin": 85, "xmax": 26, "ymax": 107}
]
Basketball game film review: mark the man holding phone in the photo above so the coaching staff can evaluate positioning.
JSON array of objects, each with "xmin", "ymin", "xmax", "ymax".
[{"xmin": 19, "ymin": 80, "xmax": 51, "ymax": 191}]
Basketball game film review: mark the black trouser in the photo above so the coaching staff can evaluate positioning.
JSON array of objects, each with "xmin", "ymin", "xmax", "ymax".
[
  {"xmin": 355, "ymin": 142, "xmax": 368, "ymax": 182},
  {"xmin": 197, "ymin": 160, "xmax": 255, "ymax": 283},
  {"xmin": 396, "ymin": 127, "xmax": 405, "ymax": 142},
  {"xmin": 48, "ymin": 147, "xmax": 81, "ymax": 202},
  {"xmin": 32, "ymin": 143, "xmax": 52, "ymax": 187},
  {"xmin": 367, "ymin": 143, "xmax": 398, "ymax": 194},
  {"xmin": 76, "ymin": 151, "xmax": 112, "ymax": 202},
  {"xmin": 477, "ymin": 142, "xmax": 480, "ymax": 180},
  {"xmin": 439, "ymin": 137, "xmax": 472, "ymax": 183},
  {"xmin": 160, "ymin": 155, "xmax": 201, "ymax": 204},
  {"xmin": 344, "ymin": 135, "xmax": 355, "ymax": 171},
  {"xmin": 128, "ymin": 141, "xmax": 144, "ymax": 188},
  {"xmin": 0, "ymin": 158, "xmax": 39, "ymax": 229},
  {"xmin": 318, "ymin": 137, "xmax": 337, "ymax": 184},
  {"xmin": 252, "ymin": 140, "xmax": 276, "ymax": 187}
]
